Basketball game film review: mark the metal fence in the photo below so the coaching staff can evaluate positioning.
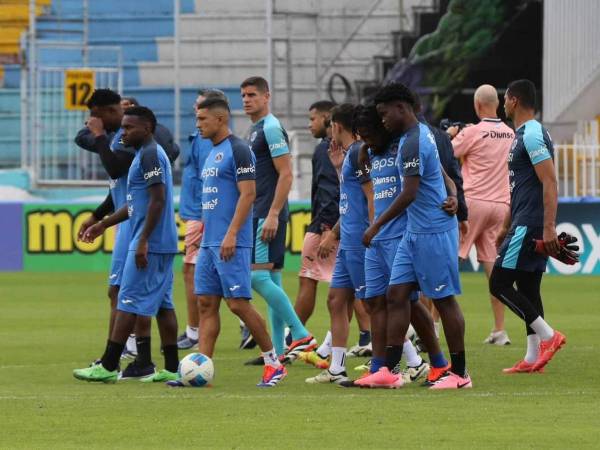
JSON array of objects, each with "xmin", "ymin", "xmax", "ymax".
[{"xmin": 555, "ymin": 144, "xmax": 600, "ymax": 198}]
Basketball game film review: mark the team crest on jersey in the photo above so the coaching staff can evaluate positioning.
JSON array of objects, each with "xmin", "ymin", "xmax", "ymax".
[
  {"xmin": 250, "ymin": 131, "xmax": 258, "ymax": 142},
  {"xmin": 214, "ymin": 152, "xmax": 224, "ymax": 162}
]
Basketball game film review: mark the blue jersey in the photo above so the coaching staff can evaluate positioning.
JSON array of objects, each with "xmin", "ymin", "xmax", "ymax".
[
  {"xmin": 398, "ymin": 122, "xmax": 456, "ymax": 233},
  {"xmin": 248, "ymin": 113, "xmax": 289, "ymax": 221},
  {"xmin": 200, "ymin": 135, "xmax": 256, "ymax": 248},
  {"xmin": 179, "ymin": 131, "xmax": 213, "ymax": 221},
  {"xmin": 339, "ymin": 141, "xmax": 370, "ymax": 250},
  {"xmin": 370, "ymin": 138, "xmax": 407, "ymax": 241},
  {"xmin": 126, "ymin": 140, "xmax": 178, "ymax": 254},
  {"xmin": 509, "ymin": 119, "xmax": 554, "ymax": 227},
  {"xmin": 109, "ymin": 128, "xmax": 135, "ymax": 211}
]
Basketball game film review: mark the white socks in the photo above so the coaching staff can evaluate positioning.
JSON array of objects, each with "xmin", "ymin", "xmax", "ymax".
[
  {"xmin": 403, "ymin": 339, "xmax": 422, "ymax": 367},
  {"xmin": 316, "ymin": 331, "xmax": 332, "ymax": 358},
  {"xmin": 186, "ymin": 325, "xmax": 199, "ymax": 341},
  {"xmin": 126, "ymin": 334, "xmax": 137, "ymax": 352},
  {"xmin": 529, "ymin": 317, "xmax": 554, "ymax": 341},
  {"xmin": 330, "ymin": 347, "xmax": 346, "ymax": 374},
  {"xmin": 261, "ymin": 348, "xmax": 281, "ymax": 367},
  {"xmin": 525, "ymin": 334, "xmax": 541, "ymax": 363}
]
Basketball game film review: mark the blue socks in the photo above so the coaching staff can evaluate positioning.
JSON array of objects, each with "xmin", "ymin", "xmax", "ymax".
[
  {"xmin": 358, "ymin": 330, "xmax": 371, "ymax": 346},
  {"xmin": 370, "ymin": 357, "xmax": 386, "ymax": 374},
  {"xmin": 429, "ymin": 351, "xmax": 449, "ymax": 368},
  {"xmin": 251, "ymin": 270, "xmax": 309, "ymax": 355}
]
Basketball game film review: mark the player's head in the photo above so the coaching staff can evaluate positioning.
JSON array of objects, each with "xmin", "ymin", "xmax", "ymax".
[
  {"xmin": 330, "ymin": 103, "xmax": 356, "ymax": 144},
  {"xmin": 352, "ymin": 104, "xmax": 391, "ymax": 155},
  {"xmin": 240, "ymin": 76, "xmax": 270, "ymax": 119},
  {"xmin": 195, "ymin": 88, "xmax": 228, "ymax": 112},
  {"xmin": 473, "ymin": 84, "xmax": 499, "ymax": 119},
  {"xmin": 87, "ymin": 89, "xmax": 123, "ymax": 132},
  {"xmin": 374, "ymin": 82, "xmax": 417, "ymax": 133},
  {"xmin": 504, "ymin": 79, "xmax": 536, "ymax": 120},
  {"xmin": 308, "ymin": 100, "xmax": 336, "ymax": 139},
  {"xmin": 121, "ymin": 106, "xmax": 157, "ymax": 148},
  {"xmin": 196, "ymin": 97, "xmax": 230, "ymax": 141},
  {"xmin": 120, "ymin": 96, "xmax": 139, "ymax": 110}
]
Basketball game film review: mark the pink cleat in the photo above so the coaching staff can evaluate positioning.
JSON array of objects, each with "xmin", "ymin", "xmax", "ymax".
[
  {"xmin": 429, "ymin": 371, "xmax": 472, "ymax": 390},
  {"xmin": 353, "ymin": 367, "xmax": 403, "ymax": 389}
]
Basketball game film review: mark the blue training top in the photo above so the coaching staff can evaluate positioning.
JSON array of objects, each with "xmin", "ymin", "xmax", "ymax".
[
  {"xmin": 126, "ymin": 139, "xmax": 178, "ymax": 254},
  {"xmin": 200, "ymin": 135, "xmax": 256, "ymax": 248},
  {"xmin": 398, "ymin": 122, "xmax": 456, "ymax": 234},
  {"xmin": 509, "ymin": 119, "xmax": 554, "ymax": 227},
  {"xmin": 179, "ymin": 130, "xmax": 213, "ymax": 221}
]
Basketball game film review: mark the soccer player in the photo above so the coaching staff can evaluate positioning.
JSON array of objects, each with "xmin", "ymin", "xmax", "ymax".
[
  {"xmin": 192, "ymin": 97, "xmax": 286, "ymax": 387},
  {"xmin": 448, "ymin": 84, "xmax": 515, "ymax": 345},
  {"xmin": 489, "ymin": 79, "xmax": 566, "ymax": 373},
  {"xmin": 73, "ymin": 106, "xmax": 180, "ymax": 383},
  {"xmin": 304, "ymin": 103, "xmax": 374, "ymax": 385},
  {"xmin": 177, "ymin": 89, "xmax": 229, "ymax": 350},
  {"xmin": 240, "ymin": 76, "xmax": 316, "ymax": 361},
  {"xmin": 361, "ymin": 83, "xmax": 471, "ymax": 389}
]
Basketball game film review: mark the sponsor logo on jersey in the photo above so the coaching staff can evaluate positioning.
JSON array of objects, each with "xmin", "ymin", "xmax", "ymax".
[
  {"xmin": 201, "ymin": 198, "xmax": 219, "ymax": 210},
  {"xmin": 403, "ymin": 158, "xmax": 420, "ymax": 170},
  {"xmin": 143, "ymin": 166, "xmax": 162, "ymax": 180},
  {"xmin": 236, "ymin": 165, "xmax": 255, "ymax": 175},
  {"xmin": 201, "ymin": 167, "xmax": 219, "ymax": 178},
  {"xmin": 268, "ymin": 141, "xmax": 287, "ymax": 152},
  {"xmin": 250, "ymin": 131, "xmax": 257, "ymax": 142},
  {"xmin": 481, "ymin": 130, "xmax": 514, "ymax": 139}
]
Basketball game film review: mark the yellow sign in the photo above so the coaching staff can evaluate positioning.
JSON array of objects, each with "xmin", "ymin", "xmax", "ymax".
[{"xmin": 64, "ymin": 69, "xmax": 95, "ymax": 111}]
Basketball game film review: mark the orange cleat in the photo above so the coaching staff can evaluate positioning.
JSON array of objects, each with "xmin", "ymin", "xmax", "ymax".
[
  {"xmin": 422, "ymin": 364, "xmax": 451, "ymax": 386},
  {"xmin": 502, "ymin": 359, "xmax": 544, "ymax": 374},
  {"xmin": 532, "ymin": 331, "xmax": 566, "ymax": 372}
]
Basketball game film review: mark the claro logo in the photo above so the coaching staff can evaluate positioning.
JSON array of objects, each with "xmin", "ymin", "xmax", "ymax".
[{"xmin": 403, "ymin": 158, "xmax": 420, "ymax": 169}]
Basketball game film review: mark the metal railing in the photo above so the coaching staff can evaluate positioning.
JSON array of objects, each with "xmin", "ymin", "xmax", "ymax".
[{"xmin": 555, "ymin": 144, "xmax": 600, "ymax": 198}]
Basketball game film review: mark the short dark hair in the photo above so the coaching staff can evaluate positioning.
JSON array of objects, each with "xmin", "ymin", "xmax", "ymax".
[
  {"xmin": 121, "ymin": 96, "xmax": 139, "ymax": 106},
  {"xmin": 123, "ymin": 106, "xmax": 157, "ymax": 132},
  {"xmin": 373, "ymin": 82, "xmax": 417, "ymax": 108},
  {"xmin": 197, "ymin": 97, "xmax": 231, "ymax": 113},
  {"xmin": 199, "ymin": 89, "xmax": 229, "ymax": 103},
  {"xmin": 87, "ymin": 89, "xmax": 121, "ymax": 109},
  {"xmin": 507, "ymin": 79, "xmax": 537, "ymax": 110},
  {"xmin": 330, "ymin": 103, "xmax": 356, "ymax": 131},
  {"xmin": 352, "ymin": 104, "xmax": 384, "ymax": 135},
  {"xmin": 309, "ymin": 100, "xmax": 336, "ymax": 113},
  {"xmin": 240, "ymin": 76, "xmax": 270, "ymax": 93}
]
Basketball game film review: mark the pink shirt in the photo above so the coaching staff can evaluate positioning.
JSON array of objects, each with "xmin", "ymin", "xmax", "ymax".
[{"xmin": 452, "ymin": 118, "xmax": 514, "ymax": 204}]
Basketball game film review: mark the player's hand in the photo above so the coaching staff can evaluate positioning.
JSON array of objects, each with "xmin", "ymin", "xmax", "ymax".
[
  {"xmin": 82, "ymin": 222, "xmax": 106, "ymax": 243},
  {"xmin": 446, "ymin": 126, "xmax": 459, "ymax": 139},
  {"xmin": 362, "ymin": 223, "xmax": 380, "ymax": 248},
  {"xmin": 135, "ymin": 239, "xmax": 148, "ymax": 269},
  {"xmin": 328, "ymin": 139, "xmax": 344, "ymax": 175},
  {"xmin": 459, "ymin": 221, "xmax": 469, "ymax": 243},
  {"xmin": 86, "ymin": 116, "xmax": 106, "ymax": 138},
  {"xmin": 441, "ymin": 196, "xmax": 458, "ymax": 215},
  {"xmin": 220, "ymin": 230, "xmax": 237, "ymax": 261},
  {"xmin": 260, "ymin": 214, "xmax": 278, "ymax": 242},
  {"xmin": 78, "ymin": 214, "xmax": 98, "ymax": 241},
  {"xmin": 317, "ymin": 230, "xmax": 336, "ymax": 259},
  {"xmin": 543, "ymin": 226, "xmax": 560, "ymax": 256}
]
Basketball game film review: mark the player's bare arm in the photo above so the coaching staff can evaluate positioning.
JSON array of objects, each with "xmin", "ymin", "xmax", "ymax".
[
  {"xmin": 318, "ymin": 219, "xmax": 340, "ymax": 259},
  {"xmin": 82, "ymin": 205, "xmax": 129, "ymax": 242},
  {"xmin": 136, "ymin": 183, "xmax": 166, "ymax": 269},
  {"xmin": 534, "ymin": 158, "xmax": 559, "ymax": 255},
  {"xmin": 222, "ymin": 179, "xmax": 256, "ymax": 262},
  {"xmin": 363, "ymin": 175, "xmax": 420, "ymax": 247},
  {"xmin": 261, "ymin": 153, "xmax": 293, "ymax": 242},
  {"xmin": 78, "ymin": 190, "xmax": 115, "ymax": 240},
  {"xmin": 440, "ymin": 166, "xmax": 458, "ymax": 215},
  {"xmin": 361, "ymin": 180, "xmax": 375, "ymax": 223}
]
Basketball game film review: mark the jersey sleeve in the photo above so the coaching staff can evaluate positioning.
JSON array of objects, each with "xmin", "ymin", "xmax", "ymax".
[
  {"xmin": 140, "ymin": 145, "xmax": 166, "ymax": 187},
  {"xmin": 231, "ymin": 140, "xmax": 256, "ymax": 182},
  {"xmin": 400, "ymin": 133, "xmax": 423, "ymax": 177},
  {"xmin": 451, "ymin": 126, "xmax": 474, "ymax": 157},
  {"xmin": 350, "ymin": 146, "xmax": 371, "ymax": 184},
  {"xmin": 523, "ymin": 122, "xmax": 552, "ymax": 165},
  {"xmin": 264, "ymin": 120, "xmax": 290, "ymax": 158}
]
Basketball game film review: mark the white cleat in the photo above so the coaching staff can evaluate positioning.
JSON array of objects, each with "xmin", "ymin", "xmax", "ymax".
[
  {"xmin": 401, "ymin": 360, "xmax": 430, "ymax": 383},
  {"xmin": 346, "ymin": 342, "xmax": 372, "ymax": 357},
  {"xmin": 483, "ymin": 330, "xmax": 511, "ymax": 346},
  {"xmin": 305, "ymin": 370, "xmax": 349, "ymax": 385}
]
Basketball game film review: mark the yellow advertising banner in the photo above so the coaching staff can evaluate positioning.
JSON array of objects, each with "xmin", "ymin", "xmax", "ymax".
[{"xmin": 64, "ymin": 69, "xmax": 95, "ymax": 111}]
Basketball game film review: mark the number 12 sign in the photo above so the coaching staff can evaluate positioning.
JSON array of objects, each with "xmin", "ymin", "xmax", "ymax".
[{"xmin": 64, "ymin": 69, "xmax": 95, "ymax": 111}]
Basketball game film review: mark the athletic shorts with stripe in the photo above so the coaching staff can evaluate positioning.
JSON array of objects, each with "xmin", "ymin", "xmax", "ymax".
[
  {"xmin": 495, "ymin": 225, "xmax": 547, "ymax": 272},
  {"xmin": 252, "ymin": 217, "xmax": 287, "ymax": 270}
]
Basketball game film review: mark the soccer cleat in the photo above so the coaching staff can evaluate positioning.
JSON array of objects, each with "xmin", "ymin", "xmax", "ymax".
[
  {"xmin": 338, "ymin": 370, "xmax": 371, "ymax": 388},
  {"xmin": 283, "ymin": 335, "xmax": 317, "ymax": 362},
  {"xmin": 257, "ymin": 365, "xmax": 287, "ymax": 387},
  {"xmin": 305, "ymin": 370, "xmax": 349, "ymax": 385},
  {"xmin": 429, "ymin": 371, "xmax": 472, "ymax": 389},
  {"xmin": 140, "ymin": 369, "xmax": 179, "ymax": 383},
  {"xmin": 353, "ymin": 359, "xmax": 371, "ymax": 372},
  {"xmin": 346, "ymin": 342, "xmax": 373, "ymax": 358},
  {"xmin": 165, "ymin": 379, "xmax": 186, "ymax": 387},
  {"xmin": 483, "ymin": 330, "xmax": 511, "ymax": 346},
  {"xmin": 244, "ymin": 355, "xmax": 264, "ymax": 366},
  {"xmin": 297, "ymin": 351, "xmax": 330, "ymax": 369},
  {"xmin": 177, "ymin": 332, "xmax": 199, "ymax": 350},
  {"xmin": 120, "ymin": 349, "xmax": 137, "ymax": 360},
  {"xmin": 239, "ymin": 324, "xmax": 257, "ymax": 350},
  {"xmin": 422, "ymin": 364, "xmax": 451, "ymax": 386},
  {"xmin": 119, "ymin": 361, "xmax": 156, "ymax": 380},
  {"xmin": 353, "ymin": 367, "xmax": 403, "ymax": 389},
  {"xmin": 73, "ymin": 364, "xmax": 118, "ymax": 383},
  {"xmin": 532, "ymin": 331, "xmax": 566, "ymax": 371},
  {"xmin": 402, "ymin": 360, "xmax": 430, "ymax": 383},
  {"xmin": 502, "ymin": 359, "xmax": 544, "ymax": 374}
]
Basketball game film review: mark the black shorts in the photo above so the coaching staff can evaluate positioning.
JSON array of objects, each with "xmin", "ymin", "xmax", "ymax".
[
  {"xmin": 495, "ymin": 225, "xmax": 548, "ymax": 272},
  {"xmin": 252, "ymin": 218, "xmax": 287, "ymax": 270}
]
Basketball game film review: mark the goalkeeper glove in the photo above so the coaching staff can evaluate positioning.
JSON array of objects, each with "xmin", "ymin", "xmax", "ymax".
[{"xmin": 532, "ymin": 232, "xmax": 580, "ymax": 265}]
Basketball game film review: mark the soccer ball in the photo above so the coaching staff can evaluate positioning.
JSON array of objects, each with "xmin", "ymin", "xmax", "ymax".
[{"xmin": 178, "ymin": 353, "xmax": 214, "ymax": 387}]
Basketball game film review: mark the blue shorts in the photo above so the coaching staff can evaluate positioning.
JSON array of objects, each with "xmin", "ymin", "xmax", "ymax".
[
  {"xmin": 495, "ymin": 225, "xmax": 547, "ymax": 272},
  {"xmin": 117, "ymin": 251, "xmax": 175, "ymax": 317},
  {"xmin": 252, "ymin": 218, "xmax": 287, "ymax": 270},
  {"xmin": 366, "ymin": 237, "xmax": 419, "ymax": 302},
  {"xmin": 194, "ymin": 246, "xmax": 252, "ymax": 299},
  {"xmin": 108, "ymin": 222, "xmax": 130, "ymax": 286},
  {"xmin": 330, "ymin": 247, "xmax": 366, "ymax": 299},
  {"xmin": 389, "ymin": 228, "xmax": 461, "ymax": 299}
]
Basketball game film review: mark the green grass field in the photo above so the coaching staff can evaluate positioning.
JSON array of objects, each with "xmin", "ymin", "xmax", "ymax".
[{"xmin": 1, "ymin": 272, "xmax": 599, "ymax": 449}]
